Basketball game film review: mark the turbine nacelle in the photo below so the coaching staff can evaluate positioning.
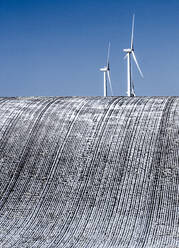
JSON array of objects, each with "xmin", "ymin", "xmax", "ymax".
[
  {"xmin": 100, "ymin": 66, "xmax": 108, "ymax": 72},
  {"xmin": 123, "ymin": 48, "xmax": 133, "ymax": 53}
]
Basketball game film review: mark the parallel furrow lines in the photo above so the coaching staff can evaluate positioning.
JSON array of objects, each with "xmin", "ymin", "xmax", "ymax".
[
  {"xmin": 5, "ymin": 97, "xmax": 72, "ymax": 247},
  {"xmin": 12, "ymin": 97, "xmax": 89, "ymax": 248},
  {"xmin": 46, "ymin": 97, "xmax": 120, "ymax": 248},
  {"xmin": 0, "ymin": 97, "xmax": 61, "ymax": 247},
  {"xmin": 140, "ymin": 97, "xmax": 175, "ymax": 248},
  {"xmin": 0, "ymin": 97, "xmax": 178, "ymax": 248}
]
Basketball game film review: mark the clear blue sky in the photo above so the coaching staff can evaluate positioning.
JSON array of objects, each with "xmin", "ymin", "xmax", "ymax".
[{"xmin": 0, "ymin": 0, "xmax": 179, "ymax": 96}]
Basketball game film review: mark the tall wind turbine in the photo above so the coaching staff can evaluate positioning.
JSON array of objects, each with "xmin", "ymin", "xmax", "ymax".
[
  {"xmin": 100, "ymin": 42, "xmax": 113, "ymax": 97},
  {"xmin": 123, "ymin": 15, "xmax": 143, "ymax": 97}
]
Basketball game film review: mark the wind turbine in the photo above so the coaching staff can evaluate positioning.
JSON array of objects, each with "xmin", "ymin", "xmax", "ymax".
[
  {"xmin": 123, "ymin": 14, "xmax": 143, "ymax": 97},
  {"xmin": 100, "ymin": 42, "xmax": 113, "ymax": 97}
]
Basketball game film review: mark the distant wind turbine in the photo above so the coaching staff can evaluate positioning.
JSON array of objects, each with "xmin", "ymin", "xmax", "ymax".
[
  {"xmin": 123, "ymin": 14, "xmax": 143, "ymax": 97},
  {"xmin": 100, "ymin": 42, "xmax": 113, "ymax": 97}
]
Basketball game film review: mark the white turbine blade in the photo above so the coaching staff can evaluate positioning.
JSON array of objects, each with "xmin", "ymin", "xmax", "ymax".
[
  {"xmin": 107, "ymin": 70, "xmax": 113, "ymax": 96},
  {"xmin": 107, "ymin": 42, "xmax": 111, "ymax": 65},
  {"xmin": 131, "ymin": 14, "xmax": 135, "ymax": 50},
  {"xmin": 124, "ymin": 54, "xmax": 128, "ymax": 60},
  {"xmin": 132, "ymin": 51, "xmax": 144, "ymax": 78}
]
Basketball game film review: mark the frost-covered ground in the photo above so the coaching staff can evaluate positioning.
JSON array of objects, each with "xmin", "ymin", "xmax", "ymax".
[{"xmin": 0, "ymin": 96, "xmax": 178, "ymax": 248}]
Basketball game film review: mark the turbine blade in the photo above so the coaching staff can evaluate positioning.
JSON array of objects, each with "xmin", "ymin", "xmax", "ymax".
[
  {"xmin": 107, "ymin": 42, "xmax": 111, "ymax": 65},
  {"xmin": 131, "ymin": 14, "xmax": 135, "ymax": 50},
  {"xmin": 107, "ymin": 70, "xmax": 113, "ymax": 96},
  {"xmin": 124, "ymin": 54, "xmax": 128, "ymax": 60},
  {"xmin": 132, "ymin": 51, "xmax": 144, "ymax": 78}
]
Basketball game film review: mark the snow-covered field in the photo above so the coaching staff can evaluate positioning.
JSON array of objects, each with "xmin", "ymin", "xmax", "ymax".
[{"xmin": 0, "ymin": 96, "xmax": 178, "ymax": 248}]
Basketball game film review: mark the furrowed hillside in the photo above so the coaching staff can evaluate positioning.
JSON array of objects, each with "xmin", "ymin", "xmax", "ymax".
[{"xmin": 0, "ymin": 96, "xmax": 178, "ymax": 248}]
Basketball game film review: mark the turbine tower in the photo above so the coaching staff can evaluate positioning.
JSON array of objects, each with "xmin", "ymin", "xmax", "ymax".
[
  {"xmin": 123, "ymin": 15, "xmax": 143, "ymax": 97},
  {"xmin": 100, "ymin": 42, "xmax": 113, "ymax": 97}
]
